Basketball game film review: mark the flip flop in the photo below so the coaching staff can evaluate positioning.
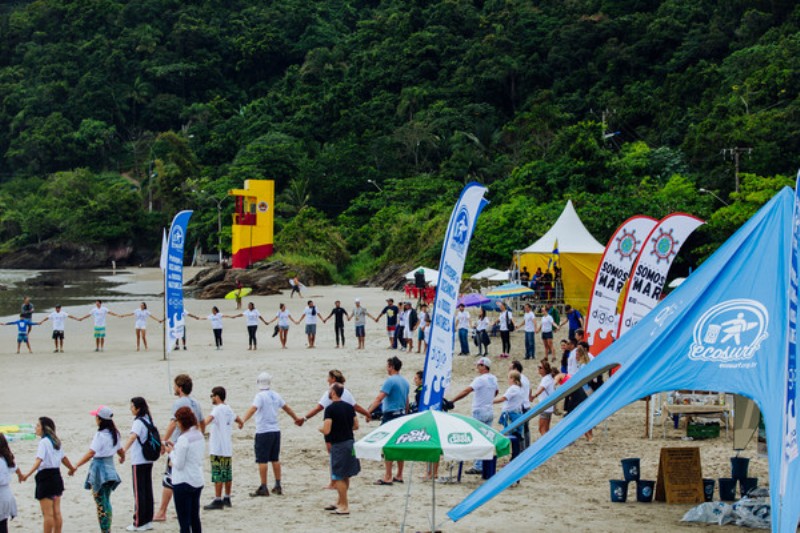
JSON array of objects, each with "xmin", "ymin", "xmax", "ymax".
[
  {"xmin": 392, "ymin": 478, "xmax": 404, "ymax": 483},
  {"xmin": 331, "ymin": 510, "xmax": 350, "ymax": 515},
  {"xmin": 373, "ymin": 479, "xmax": 393, "ymax": 486},
  {"xmin": 324, "ymin": 505, "xmax": 337, "ymax": 511}
]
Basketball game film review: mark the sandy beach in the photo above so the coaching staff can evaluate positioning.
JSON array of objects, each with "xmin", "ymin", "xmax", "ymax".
[{"xmin": 0, "ymin": 268, "xmax": 763, "ymax": 532}]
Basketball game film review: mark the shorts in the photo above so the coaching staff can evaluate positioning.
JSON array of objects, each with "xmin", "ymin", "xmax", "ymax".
[
  {"xmin": 386, "ymin": 326, "xmax": 396, "ymax": 334},
  {"xmin": 418, "ymin": 329, "xmax": 425, "ymax": 341},
  {"xmin": 17, "ymin": 333, "xmax": 28, "ymax": 343},
  {"xmin": 381, "ymin": 410, "xmax": 405, "ymax": 425},
  {"xmin": 305, "ymin": 324, "xmax": 316, "ymax": 336},
  {"xmin": 540, "ymin": 412, "xmax": 553, "ymax": 420},
  {"xmin": 541, "ymin": 331, "xmax": 553, "ymax": 340},
  {"xmin": 404, "ymin": 327, "xmax": 413, "ymax": 340},
  {"xmin": 254, "ymin": 432, "xmax": 281, "ymax": 463},
  {"xmin": 35, "ymin": 468, "xmax": 64, "ymax": 500},
  {"xmin": 279, "ymin": 325, "xmax": 289, "ymax": 330},
  {"xmin": 94, "ymin": 326, "xmax": 106, "ymax": 339},
  {"xmin": 210, "ymin": 455, "xmax": 232, "ymax": 483},
  {"xmin": 52, "ymin": 330, "xmax": 65, "ymax": 340},
  {"xmin": 355, "ymin": 325, "xmax": 365, "ymax": 338}
]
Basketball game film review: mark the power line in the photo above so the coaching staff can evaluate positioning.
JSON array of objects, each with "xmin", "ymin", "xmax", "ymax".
[{"xmin": 721, "ymin": 147, "xmax": 752, "ymax": 192}]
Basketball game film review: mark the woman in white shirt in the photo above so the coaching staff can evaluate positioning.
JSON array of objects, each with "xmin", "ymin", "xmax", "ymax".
[
  {"xmin": 233, "ymin": 302, "xmax": 269, "ymax": 351},
  {"xmin": 531, "ymin": 361, "xmax": 556, "ymax": 436},
  {"xmin": 120, "ymin": 303, "xmax": 163, "ymax": 352},
  {"xmin": 71, "ymin": 406, "xmax": 124, "ymax": 533},
  {"xmin": 494, "ymin": 302, "xmax": 515, "ymax": 358},
  {"xmin": 166, "ymin": 407, "xmax": 205, "ymax": 533},
  {"xmin": 121, "ymin": 397, "xmax": 157, "ymax": 531},
  {"xmin": 0, "ymin": 434, "xmax": 21, "ymax": 533},
  {"xmin": 19, "ymin": 416, "xmax": 75, "ymax": 533},
  {"xmin": 493, "ymin": 371, "xmax": 525, "ymax": 445},
  {"xmin": 189, "ymin": 306, "xmax": 234, "ymax": 350},
  {"xmin": 266, "ymin": 303, "xmax": 294, "ymax": 349}
]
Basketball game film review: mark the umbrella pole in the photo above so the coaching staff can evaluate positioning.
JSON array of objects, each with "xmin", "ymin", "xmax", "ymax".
[
  {"xmin": 400, "ymin": 462, "xmax": 414, "ymax": 533},
  {"xmin": 431, "ymin": 468, "xmax": 436, "ymax": 533}
]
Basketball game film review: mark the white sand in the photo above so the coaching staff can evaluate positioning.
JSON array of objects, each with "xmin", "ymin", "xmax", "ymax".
[{"xmin": 0, "ymin": 268, "xmax": 763, "ymax": 532}]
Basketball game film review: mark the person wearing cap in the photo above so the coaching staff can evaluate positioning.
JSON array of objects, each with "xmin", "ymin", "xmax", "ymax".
[
  {"xmin": 202, "ymin": 387, "xmax": 243, "ymax": 511},
  {"xmin": 240, "ymin": 372, "xmax": 301, "ymax": 497},
  {"xmin": 375, "ymin": 298, "xmax": 400, "ymax": 349},
  {"xmin": 364, "ymin": 356, "xmax": 410, "ymax": 485},
  {"xmin": 322, "ymin": 300, "xmax": 350, "ymax": 349},
  {"xmin": 349, "ymin": 299, "xmax": 374, "ymax": 350},
  {"xmin": 449, "ymin": 357, "xmax": 498, "ymax": 474},
  {"xmin": 456, "ymin": 303, "xmax": 471, "ymax": 355},
  {"xmin": 154, "ymin": 374, "xmax": 205, "ymax": 523},
  {"xmin": 38, "ymin": 305, "xmax": 80, "ymax": 353},
  {"xmin": 71, "ymin": 406, "xmax": 124, "ymax": 533}
]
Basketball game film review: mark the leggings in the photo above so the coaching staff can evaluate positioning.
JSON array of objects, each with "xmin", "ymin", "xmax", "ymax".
[
  {"xmin": 335, "ymin": 324, "xmax": 345, "ymax": 346},
  {"xmin": 213, "ymin": 328, "xmax": 222, "ymax": 348},
  {"xmin": 500, "ymin": 331, "xmax": 511, "ymax": 354},
  {"xmin": 247, "ymin": 325, "xmax": 258, "ymax": 347},
  {"xmin": 0, "ymin": 518, "xmax": 7, "ymax": 533},
  {"xmin": 93, "ymin": 483, "xmax": 114, "ymax": 533},
  {"xmin": 173, "ymin": 483, "xmax": 202, "ymax": 532},
  {"xmin": 132, "ymin": 463, "xmax": 154, "ymax": 527}
]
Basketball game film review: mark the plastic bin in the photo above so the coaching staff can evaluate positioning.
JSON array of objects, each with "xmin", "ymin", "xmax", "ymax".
[
  {"xmin": 719, "ymin": 477, "xmax": 737, "ymax": 501},
  {"xmin": 636, "ymin": 480, "xmax": 655, "ymax": 502},
  {"xmin": 621, "ymin": 458, "xmax": 640, "ymax": 482},
  {"xmin": 610, "ymin": 480, "xmax": 628, "ymax": 503},
  {"xmin": 702, "ymin": 478, "xmax": 715, "ymax": 502}
]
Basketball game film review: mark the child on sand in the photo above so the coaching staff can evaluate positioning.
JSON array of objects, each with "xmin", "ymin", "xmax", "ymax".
[{"xmin": 4, "ymin": 314, "xmax": 37, "ymax": 353}]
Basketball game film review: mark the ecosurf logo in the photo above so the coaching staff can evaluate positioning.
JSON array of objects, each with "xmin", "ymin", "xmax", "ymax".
[
  {"xmin": 449, "ymin": 207, "xmax": 470, "ymax": 258},
  {"xmin": 689, "ymin": 299, "xmax": 769, "ymax": 363}
]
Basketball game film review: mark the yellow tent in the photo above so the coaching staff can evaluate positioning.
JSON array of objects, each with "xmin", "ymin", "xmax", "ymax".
[{"xmin": 516, "ymin": 200, "xmax": 604, "ymax": 313}]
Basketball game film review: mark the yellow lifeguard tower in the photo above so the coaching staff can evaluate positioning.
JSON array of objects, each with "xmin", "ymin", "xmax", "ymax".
[{"xmin": 228, "ymin": 180, "xmax": 275, "ymax": 269}]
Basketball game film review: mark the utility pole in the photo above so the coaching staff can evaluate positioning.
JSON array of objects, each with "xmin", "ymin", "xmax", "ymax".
[{"xmin": 721, "ymin": 147, "xmax": 752, "ymax": 193}]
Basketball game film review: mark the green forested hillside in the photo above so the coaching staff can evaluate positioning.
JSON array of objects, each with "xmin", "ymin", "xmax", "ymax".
[{"xmin": 0, "ymin": 0, "xmax": 798, "ymax": 276}]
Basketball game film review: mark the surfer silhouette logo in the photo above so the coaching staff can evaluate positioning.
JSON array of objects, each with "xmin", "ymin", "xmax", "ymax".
[{"xmin": 689, "ymin": 299, "xmax": 769, "ymax": 363}]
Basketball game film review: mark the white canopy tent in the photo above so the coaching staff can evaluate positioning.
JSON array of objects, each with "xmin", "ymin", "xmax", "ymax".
[
  {"xmin": 470, "ymin": 267, "xmax": 504, "ymax": 280},
  {"xmin": 404, "ymin": 266, "xmax": 439, "ymax": 286}
]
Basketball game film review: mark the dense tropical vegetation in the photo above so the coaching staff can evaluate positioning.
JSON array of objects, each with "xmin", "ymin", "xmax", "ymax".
[{"xmin": 0, "ymin": 0, "xmax": 797, "ymax": 277}]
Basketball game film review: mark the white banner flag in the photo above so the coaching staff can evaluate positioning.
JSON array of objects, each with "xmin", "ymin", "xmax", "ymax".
[
  {"xmin": 585, "ymin": 215, "xmax": 657, "ymax": 355},
  {"xmin": 421, "ymin": 183, "xmax": 488, "ymax": 411},
  {"xmin": 617, "ymin": 213, "xmax": 704, "ymax": 337}
]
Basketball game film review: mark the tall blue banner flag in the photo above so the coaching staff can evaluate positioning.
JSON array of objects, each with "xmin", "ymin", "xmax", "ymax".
[
  {"xmin": 421, "ymin": 183, "xmax": 488, "ymax": 411},
  {"xmin": 166, "ymin": 210, "xmax": 192, "ymax": 353}
]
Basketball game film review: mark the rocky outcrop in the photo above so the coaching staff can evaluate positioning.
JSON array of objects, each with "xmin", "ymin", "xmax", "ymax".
[
  {"xmin": 0, "ymin": 242, "xmax": 134, "ymax": 269},
  {"xmin": 186, "ymin": 260, "xmax": 318, "ymax": 299},
  {"xmin": 359, "ymin": 263, "xmax": 411, "ymax": 291}
]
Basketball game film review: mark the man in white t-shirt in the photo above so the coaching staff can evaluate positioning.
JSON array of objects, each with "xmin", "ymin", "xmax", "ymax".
[
  {"xmin": 78, "ymin": 300, "xmax": 120, "ymax": 352},
  {"xmin": 240, "ymin": 372, "xmax": 301, "ymax": 497},
  {"xmin": 450, "ymin": 357, "xmax": 498, "ymax": 473},
  {"xmin": 38, "ymin": 304, "xmax": 79, "ymax": 353},
  {"xmin": 203, "ymin": 386, "xmax": 243, "ymax": 510},
  {"xmin": 456, "ymin": 304, "xmax": 471, "ymax": 355},
  {"xmin": 294, "ymin": 300, "xmax": 319, "ymax": 348}
]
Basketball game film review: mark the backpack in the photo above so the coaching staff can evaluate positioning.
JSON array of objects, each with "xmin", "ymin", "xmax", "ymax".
[
  {"xmin": 409, "ymin": 309, "xmax": 419, "ymax": 329},
  {"xmin": 136, "ymin": 417, "xmax": 162, "ymax": 462},
  {"xmin": 506, "ymin": 311, "xmax": 515, "ymax": 332}
]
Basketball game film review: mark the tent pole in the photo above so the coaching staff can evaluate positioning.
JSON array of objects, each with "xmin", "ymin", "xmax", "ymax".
[{"xmin": 431, "ymin": 468, "xmax": 436, "ymax": 533}]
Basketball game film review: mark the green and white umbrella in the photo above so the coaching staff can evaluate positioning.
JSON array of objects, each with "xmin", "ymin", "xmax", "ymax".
[
  {"xmin": 355, "ymin": 410, "xmax": 511, "ymax": 462},
  {"xmin": 356, "ymin": 410, "xmax": 511, "ymax": 532}
]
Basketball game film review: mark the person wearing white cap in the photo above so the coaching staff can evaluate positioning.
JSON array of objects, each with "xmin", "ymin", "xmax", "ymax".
[
  {"xmin": 240, "ymin": 372, "xmax": 301, "ymax": 497},
  {"xmin": 71, "ymin": 406, "xmax": 124, "ymax": 533},
  {"xmin": 449, "ymin": 357, "xmax": 498, "ymax": 474},
  {"xmin": 349, "ymin": 299, "xmax": 374, "ymax": 350}
]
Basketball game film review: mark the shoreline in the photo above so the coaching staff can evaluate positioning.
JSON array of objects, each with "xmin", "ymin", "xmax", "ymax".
[{"xmin": 0, "ymin": 268, "xmax": 764, "ymax": 532}]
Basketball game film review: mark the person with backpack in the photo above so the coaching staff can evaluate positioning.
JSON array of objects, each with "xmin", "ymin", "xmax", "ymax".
[
  {"xmin": 495, "ymin": 302, "xmax": 515, "ymax": 358},
  {"xmin": 122, "ymin": 397, "xmax": 160, "ymax": 531}
]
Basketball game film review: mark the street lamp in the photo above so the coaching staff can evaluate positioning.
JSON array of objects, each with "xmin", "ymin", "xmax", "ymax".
[
  {"xmin": 195, "ymin": 189, "xmax": 227, "ymax": 264},
  {"xmin": 698, "ymin": 188, "xmax": 730, "ymax": 206},
  {"xmin": 367, "ymin": 179, "xmax": 382, "ymax": 192}
]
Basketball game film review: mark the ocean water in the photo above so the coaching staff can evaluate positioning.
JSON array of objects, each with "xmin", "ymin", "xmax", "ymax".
[{"xmin": 0, "ymin": 269, "xmax": 162, "ymax": 319}]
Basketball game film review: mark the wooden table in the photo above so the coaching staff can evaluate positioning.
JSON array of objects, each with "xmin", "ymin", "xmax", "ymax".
[{"xmin": 662, "ymin": 402, "xmax": 733, "ymax": 438}]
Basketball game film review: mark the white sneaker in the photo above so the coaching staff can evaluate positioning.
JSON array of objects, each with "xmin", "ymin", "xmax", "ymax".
[{"xmin": 127, "ymin": 524, "xmax": 154, "ymax": 531}]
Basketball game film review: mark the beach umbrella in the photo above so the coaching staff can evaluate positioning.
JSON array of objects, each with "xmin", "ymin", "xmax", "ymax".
[
  {"xmin": 480, "ymin": 300, "xmax": 504, "ymax": 312},
  {"xmin": 355, "ymin": 410, "xmax": 511, "ymax": 532},
  {"xmin": 485, "ymin": 282, "xmax": 534, "ymax": 299},
  {"xmin": 458, "ymin": 293, "xmax": 491, "ymax": 308}
]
